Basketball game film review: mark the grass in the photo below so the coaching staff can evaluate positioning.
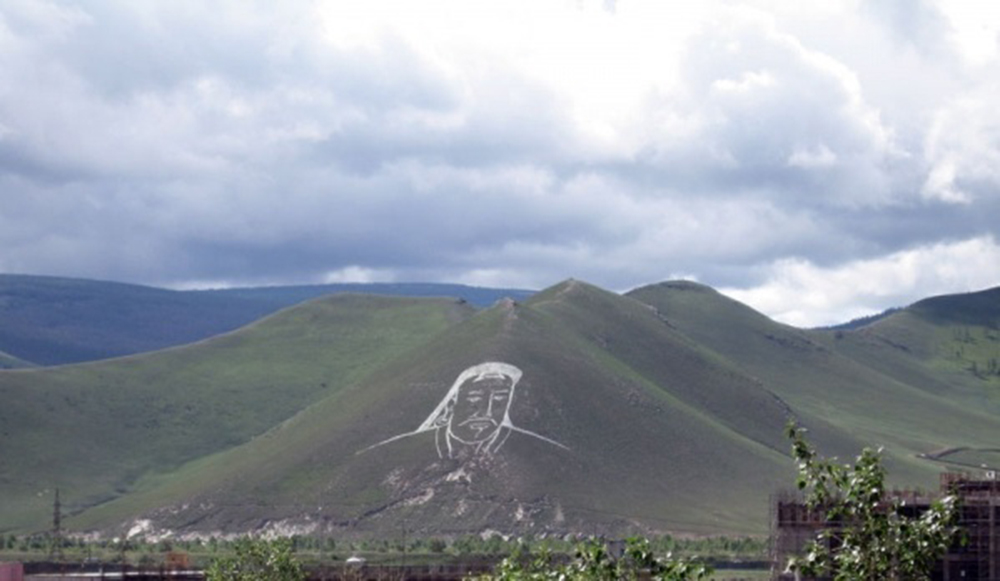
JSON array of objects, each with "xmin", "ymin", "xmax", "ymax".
[
  {"xmin": 628, "ymin": 281, "xmax": 1000, "ymax": 489},
  {"xmin": 3, "ymin": 278, "xmax": 1000, "ymax": 542},
  {"xmin": 0, "ymin": 274, "xmax": 532, "ymax": 366},
  {"xmin": 76, "ymin": 281, "xmax": 791, "ymax": 536},
  {"xmin": 0, "ymin": 294, "xmax": 472, "ymax": 533},
  {"xmin": 0, "ymin": 349, "xmax": 32, "ymax": 370}
]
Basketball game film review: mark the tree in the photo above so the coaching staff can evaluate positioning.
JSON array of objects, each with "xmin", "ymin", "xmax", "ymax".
[
  {"xmin": 475, "ymin": 537, "xmax": 711, "ymax": 580},
  {"xmin": 785, "ymin": 422, "xmax": 961, "ymax": 580},
  {"xmin": 428, "ymin": 538, "xmax": 447, "ymax": 553},
  {"xmin": 205, "ymin": 536, "xmax": 305, "ymax": 581}
]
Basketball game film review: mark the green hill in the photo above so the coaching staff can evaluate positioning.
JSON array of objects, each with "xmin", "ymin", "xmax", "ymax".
[
  {"xmin": 200, "ymin": 282, "xmax": 536, "ymax": 309},
  {"xmin": 627, "ymin": 281, "xmax": 1000, "ymax": 481},
  {"xmin": 68, "ymin": 281, "xmax": 792, "ymax": 537},
  {"xmin": 2, "ymin": 279, "xmax": 999, "ymax": 540},
  {"xmin": 812, "ymin": 286, "xmax": 1000, "ymax": 470},
  {"xmin": 0, "ymin": 349, "xmax": 33, "ymax": 370},
  {"xmin": 0, "ymin": 275, "xmax": 277, "ymax": 366},
  {"xmin": 0, "ymin": 274, "xmax": 533, "ymax": 366},
  {"xmin": 0, "ymin": 294, "xmax": 473, "ymax": 532}
]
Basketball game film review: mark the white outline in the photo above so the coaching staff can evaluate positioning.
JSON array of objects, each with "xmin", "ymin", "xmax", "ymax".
[{"xmin": 358, "ymin": 362, "xmax": 569, "ymax": 458}]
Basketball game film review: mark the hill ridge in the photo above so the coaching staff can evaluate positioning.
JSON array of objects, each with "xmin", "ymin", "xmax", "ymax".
[
  {"xmin": 0, "ymin": 274, "xmax": 535, "ymax": 366},
  {"xmin": 2, "ymin": 278, "xmax": 1000, "ymax": 538}
]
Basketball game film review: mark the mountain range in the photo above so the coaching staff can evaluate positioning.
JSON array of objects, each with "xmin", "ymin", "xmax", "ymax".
[
  {"xmin": 1, "ymin": 275, "xmax": 998, "ymax": 540},
  {"xmin": 0, "ymin": 274, "xmax": 533, "ymax": 367}
]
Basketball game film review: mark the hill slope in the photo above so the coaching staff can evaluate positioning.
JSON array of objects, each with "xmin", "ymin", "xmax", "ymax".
[
  {"xmin": 2, "ymin": 279, "xmax": 999, "ymax": 538},
  {"xmin": 71, "ymin": 280, "xmax": 794, "ymax": 537},
  {"xmin": 812, "ymin": 286, "xmax": 1000, "ymax": 470},
  {"xmin": 0, "ymin": 275, "xmax": 278, "ymax": 366},
  {"xmin": 0, "ymin": 294, "xmax": 473, "ymax": 532},
  {"xmin": 200, "ymin": 282, "xmax": 536, "ymax": 310},
  {"xmin": 0, "ymin": 274, "xmax": 533, "ymax": 366},
  {"xmin": 627, "ymin": 281, "xmax": 1000, "ymax": 481},
  {"xmin": 0, "ymin": 349, "xmax": 33, "ymax": 370}
]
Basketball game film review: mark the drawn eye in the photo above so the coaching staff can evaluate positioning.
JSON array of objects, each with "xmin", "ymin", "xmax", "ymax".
[
  {"xmin": 493, "ymin": 395, "xmax": 507, "ymax": 401},
  {"xmin": 467, "ymin": 396, "xmax": 482, "ymax": 403}
]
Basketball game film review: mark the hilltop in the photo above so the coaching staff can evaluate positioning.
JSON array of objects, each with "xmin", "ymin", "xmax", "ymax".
[
  {"xmin": 0, "ymin": 349, "xmax": 33, "ymax": 370},
  {"xmin": 1, "ymin": 278, "xmax": 998, "ymax": 539},
  {"xmin": 0, "ymin": 274, "xmax": 533, "ymax": 366}
]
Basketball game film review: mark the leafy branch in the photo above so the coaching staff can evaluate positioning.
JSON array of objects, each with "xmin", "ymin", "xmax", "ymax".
[{"xmin": 786, "ymin": 422, "xmax": 961, "ymax": 580}]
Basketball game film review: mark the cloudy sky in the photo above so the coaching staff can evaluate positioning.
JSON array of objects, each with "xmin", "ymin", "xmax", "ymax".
[{"xmin": 2, "ymin": 0, "xmax": 999, "ymax": 326}]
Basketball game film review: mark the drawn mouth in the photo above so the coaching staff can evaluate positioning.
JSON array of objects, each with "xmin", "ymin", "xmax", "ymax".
[{"xmin": 460, "ymin": 418, "xmax": 496, "ymax": 431}]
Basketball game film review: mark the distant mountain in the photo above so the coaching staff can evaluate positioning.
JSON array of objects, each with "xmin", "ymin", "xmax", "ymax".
[
  {"xmin": 0, "ymin": 349, "xmax": 33, "ymax": 370},
  {"xmin": 0, "ymin": 275, "xmax": 534, "ymax": 366},
  {"xmin": 821, "ymin": 307, "xmax": 902, "ymax": 331},
  {"xmin": 199, "ymin": 282, "xmax": 536, "ymax": 309},
  {"xmin": 1, "ymin": 279, "xmax": 998, "ymax": 540},
  {"xmin": 907, "ymin": 286, "xmax": 1000, "ymax": 327}
]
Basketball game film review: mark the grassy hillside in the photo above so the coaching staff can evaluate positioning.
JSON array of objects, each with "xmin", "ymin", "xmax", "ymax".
[
  {"xmin": 201, "ymin": 282, "xmax": 535, "ymax": 309},
  {"xmin": 3, "ymin": 279, "xmax": 999, "ymax": 540},
  {"xmin": 813, "ymin": 286, "xmax": 1000, "ymax": 470},
  {"xmin": 0, "ymin": 274, "xmax": 533, "ymax": 366},
  {"xmin": 627, "ymin": 282, "xmax": 1000, "ymax": 485},
  {"xmin": 0, "ymin": 275, "xmax": 282, "ymax": 365},
  {"xmin": 0, "ymin": 294, "xmax": 473, "ymax": 532},
  {"xmin": 71, "ymin": 281, "xmax": 801, "ymax": 538},
  {"xmin": 0, "ymin": 349, "xmax": 33, "ymax": 370}
]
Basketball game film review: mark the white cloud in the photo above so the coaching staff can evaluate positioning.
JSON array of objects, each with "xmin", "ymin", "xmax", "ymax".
[
  {"xmin": 922, "ymin": 83, "xmax": 1000, "ymax": 204},
  {"xmin": 631, "ymin": 6, "xmax": 904, "ymax": 209},
  {"xmin": 721, "ymin": 236, "xmax": 1000, "ymax": 327},
  {"xmin": 323, "ymin": 266, "xmax": 394, "ymax": 284},
  {"xmin": 1, "ymin": 0, "xmax": 999, "ymax": 325},
  {"xmin": 787, "ymin": 144, "xmax": 836, "ymax": 169},
  {"xmin": 935, "ymin": 0, "xmax": 1000, "ymax": 65}
]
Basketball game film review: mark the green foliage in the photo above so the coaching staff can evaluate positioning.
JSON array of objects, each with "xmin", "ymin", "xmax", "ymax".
[
  {"xmin": 473, "ymin": 537, "xmax": 711, "ymax": 581},
  {"xmin": 428, "ymin": 538, "xmax": 447, "ymax": 553},
  {"xmin": 785, "ymin": 422, "xmax": 960, "ymax": 580},
  {"xmin": 204, "ymin": 536, "xmax": 305, "ymax": 581}
]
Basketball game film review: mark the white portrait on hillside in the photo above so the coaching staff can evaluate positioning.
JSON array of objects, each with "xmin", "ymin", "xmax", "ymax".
[{"xmin": 359, "ymin": 362, "xmax": 568, "ymax": 459}]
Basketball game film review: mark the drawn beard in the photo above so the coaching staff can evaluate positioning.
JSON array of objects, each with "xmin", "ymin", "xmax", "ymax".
[{"xmin": 455, "ymin": 416, "xmax": 498, "ymax": 440}]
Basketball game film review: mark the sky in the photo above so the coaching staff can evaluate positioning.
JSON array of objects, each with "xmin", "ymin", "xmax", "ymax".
[{"xmin": 2, "ymin": 0, "xmax": 1000, "ymax": 327}]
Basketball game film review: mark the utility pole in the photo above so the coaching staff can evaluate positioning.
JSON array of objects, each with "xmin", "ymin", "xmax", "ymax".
[
  {"xmin": 50, "ymin": 488, "xmax": 64, "ymax": 562},
  {"xmin": 401, "ymin": 521, "xmax": 407, "ymax": 577}
]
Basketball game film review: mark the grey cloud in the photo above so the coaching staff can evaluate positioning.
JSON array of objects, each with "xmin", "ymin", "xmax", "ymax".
[
  {"xmin": 0, "ymin": 1, "xmax": 467, "ymax": 180},
  {"xmin": 1, "ymin": 1, "xmax": 999, "ymax": 309},
  {"xmin": 863, "ymin": 0, "xmax": 951, "ymax": 57},
  {"xmin": 23, "ymin": 2, "xmax": 306, "ymax": 96},
  {"xmin": 638, "ymin": 17, "xmax": 899, "ymax": 210}
]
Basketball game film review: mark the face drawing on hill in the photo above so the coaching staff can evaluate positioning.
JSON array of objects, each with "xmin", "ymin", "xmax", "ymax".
[{"xmin": 360, "ymin": 362, "xmax": 568, "ymax": 459}]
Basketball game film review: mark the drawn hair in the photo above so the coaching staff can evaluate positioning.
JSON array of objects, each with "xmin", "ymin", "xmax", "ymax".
[
  {"xmin": 417, "ymin": 361, "xmax": 522, "ymax": 431},
  {"xmin": 357, "ymin": 361, "xmax": 568, "ymax": 456}
]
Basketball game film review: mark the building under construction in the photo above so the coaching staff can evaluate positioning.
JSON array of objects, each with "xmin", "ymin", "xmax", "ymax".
[{"xmin": 771, "ymin": 472, "xmax": 1000, "ymax": 580}]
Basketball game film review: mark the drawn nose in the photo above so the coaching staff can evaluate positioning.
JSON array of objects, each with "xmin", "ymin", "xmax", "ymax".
[{"xmin": 463, "ymin": 396, "xmax": 490, "ymax": 421}]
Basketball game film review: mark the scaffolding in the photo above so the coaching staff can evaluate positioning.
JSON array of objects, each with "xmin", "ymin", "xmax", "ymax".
[
  {"xmin": 939, "ymin": 473, "xmax": 1000, "ymax": 580},
  {"xmin": 771, "ymin": 472, "xmax": 1000, "ymax": 580}
]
